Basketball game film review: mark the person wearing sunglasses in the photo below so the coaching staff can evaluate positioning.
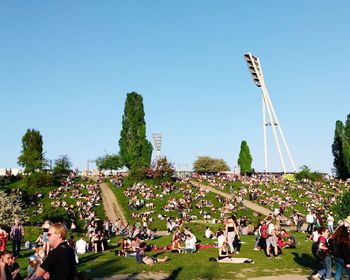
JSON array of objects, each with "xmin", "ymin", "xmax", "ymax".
[{"xmin": 25, "ymin": 223, "xmax": 77, "ymax": 280}]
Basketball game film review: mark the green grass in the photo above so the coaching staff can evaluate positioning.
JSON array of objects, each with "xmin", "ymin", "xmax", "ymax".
[
  {"xmin": 10, "ymin": 226, "xmax": 320, "ymax": 279},
  {"xmin": 74, "ymin": 232, "xmax": 319, "ymax": 279},
  {"xmin": 7, "ymin": 176, "xmax": 340, "ymax": 279}
]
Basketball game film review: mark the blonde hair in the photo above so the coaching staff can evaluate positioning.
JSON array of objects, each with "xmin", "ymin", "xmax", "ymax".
[{"xmin": 49, "ymin": 223, "xmax": 67, "ymax": 239}]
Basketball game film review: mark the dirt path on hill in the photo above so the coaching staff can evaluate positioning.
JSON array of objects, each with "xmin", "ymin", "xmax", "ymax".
[
  {"xmin": 99, "ymin": 182, "xmax": 128, "ymax": 225},
  {"xmin": 191, "ymin": 181, "xmax": 272, "ymax": 217}
]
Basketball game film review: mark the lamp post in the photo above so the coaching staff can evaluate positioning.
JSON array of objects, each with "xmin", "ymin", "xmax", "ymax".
[{"xmin": 244, "ymin": 52, "xmax": 296, "ymax": 173}]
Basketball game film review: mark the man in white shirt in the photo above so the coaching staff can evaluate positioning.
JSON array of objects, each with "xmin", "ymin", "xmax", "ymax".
[
  {"xmin": 327, "ymin": 212, "xmax": 334, "ymax": 234},
  {"xmin": 306, "ymin": 211, "xmax": 314, "ymax": 234},
  {"xmin": 75, "ymin": 235, "xmax": 88, "ymax": 254}
]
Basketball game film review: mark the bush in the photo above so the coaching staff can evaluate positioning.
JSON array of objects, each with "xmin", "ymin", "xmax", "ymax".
[
  {"xmin": 0, "ymin": 175, "xmax": 22, "ymax": 188},
  {"xmin": 24, "ymin": 172, "xmax": 57, "ymax": 188},
  {"xmin": 295, "ymin": 165, "xmax": 324, "ymax": 182}
]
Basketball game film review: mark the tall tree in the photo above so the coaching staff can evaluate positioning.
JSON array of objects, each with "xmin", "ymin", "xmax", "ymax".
[
  {"xmin": 237, "ymin": 140, "xmax": 253, "ymax": 174},
  {"xmin": 332, "ymin": 120, "xmax": 347, "ymax": 179},
  {"xmin": 332, "ymin": 114, "xmax": 350, "ymax": 179},
  {"xmin": 18, "ymin": 129, "xmax": 45, "ymax": 173},
  {"xmin": 119, "ymin": 92, "xmax": 153, "ymax": 173},
  {"xmin": 344, "ymin": 114, "xmax": 350, "ymax": 177}
]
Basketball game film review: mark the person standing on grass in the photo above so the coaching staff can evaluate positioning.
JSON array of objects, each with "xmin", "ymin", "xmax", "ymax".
[
  {"xmin": 25, "ymin": 223, "xmax": 77, "ymax": 280},
  {"xmin": 330, "ymin": 225, "xmax": 350, "ymax": 280},
  {"xmin": 10, "ymin": 219, "xmax": 24, "ymax": 257},
  {"xmin": 0, "ymin": 226, "xmax": 8, "ymax": 253},
  {"xmin": 311, "ymin": 227, "xmax": 331, "ymax": 280}
]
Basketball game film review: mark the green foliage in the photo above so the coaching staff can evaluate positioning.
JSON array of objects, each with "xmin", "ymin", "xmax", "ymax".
[
  {"xmin": 295, "ymin": 165, "xmax": 324, "ymax": 182},
  {"xmin": 17, "ymin": 129, "xmax": 45, "ymax": 173},
  {"xmin": 24, "ymin": 172, "xmax": 56, "ymax": 188},
  {"xmin": 332, "ymin": 114, "xmax": 350, "ymax": 179},
  {"xmin": 237, "ymin": 140, "xmax": 253, "ymax": 173},
  {"xmin": 96, "ymin": 154, "xmax": 122, "ymax": 170},
  {"xmin": 52, "ymin": 155, "xmax": 72, "ymax": 178},
  {"xmin": 118, "ymin": 92, "xmax": 153, "ymax": 176},
  {"xmin": 0, "ymin": 175, "xmax": 21, "ymax": 188},
  {"xmin": 146, "ymin": 156, "xmax": 175, "ymax": 183},
  {"xmin": 193, "ymin": 156, "xmax": 230, "ymax": 173},
  {"xmin": 331, "ymin": 192, "xmax": 350, "ymax": 222}
]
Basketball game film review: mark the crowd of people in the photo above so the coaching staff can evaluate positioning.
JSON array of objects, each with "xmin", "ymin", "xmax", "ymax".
[{"xmin": 1, "ymin": 171, "xmax": 350, "ymax": 279}]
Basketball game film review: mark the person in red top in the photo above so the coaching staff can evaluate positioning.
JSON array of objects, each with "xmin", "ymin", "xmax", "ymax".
[
  {"xmin": 311, "ymin": 227, "xmax": 331, "ymax": 280},
  {"xmin": 0, "ymin": 225, "xmax": 8, "ymax": 253}
]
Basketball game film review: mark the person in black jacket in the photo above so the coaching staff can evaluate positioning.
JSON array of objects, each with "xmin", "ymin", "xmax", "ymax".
[
  {"xmin": 25, "ymin": 223, "xmax": 77, "ymax": 280},
  {"xmin": 331, "ymin": 225, "xmax": 350, "ymax": 280}
]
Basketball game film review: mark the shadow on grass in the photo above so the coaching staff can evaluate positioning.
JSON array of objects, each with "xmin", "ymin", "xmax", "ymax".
[
  {"xmin": 292, "ymin": 252, "xmax": 321, "ymax": 272},
  {"xmin": 165, "ymin": 267, "xmax": 182, "ymax": 280},
  {"xmin": 80, "ymin": 259, "xmax": 126, "ymax": 279},
  {"xmin": 79, "ymin": 252, "xmax": 106, "ymax": 265}
]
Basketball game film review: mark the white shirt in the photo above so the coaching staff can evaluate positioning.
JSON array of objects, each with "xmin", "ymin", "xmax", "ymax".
[
  {"xmin": 306, "ymin": 214, "xmax": 314, "ymax": 223},
  {"xmin": 76, "ymin": 239, "xmax": 88, "ymax": 254},
  {"xmin": 217, "ymin": 234, "xmax": 226, "ymax": 248},
  {"xmin": 205, "ymin": 229, "xmax": 213, "ymax": 239}
]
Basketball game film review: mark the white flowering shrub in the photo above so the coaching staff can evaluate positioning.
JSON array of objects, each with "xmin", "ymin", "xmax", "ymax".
[{"xmin": 0, "ymin": 191, "xmax": 28, "ymax": 225}]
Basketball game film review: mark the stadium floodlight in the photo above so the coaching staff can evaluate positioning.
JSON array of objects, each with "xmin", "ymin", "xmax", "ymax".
[
  {"xmin": 244, "ymin": 52, "xmax": 296, "ymax": 173},
  {"xmin": 244, "ymin": 53, "xmax": 262, "ymax": 87},
  {"xmin": 152, "ymin": 133, "xmax": 162, "ymax": 160}
]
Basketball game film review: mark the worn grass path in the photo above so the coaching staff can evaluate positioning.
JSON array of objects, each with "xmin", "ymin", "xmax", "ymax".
[{"xmin": 190, "ymin": 180, "xmax": 273, "ymax": 217}]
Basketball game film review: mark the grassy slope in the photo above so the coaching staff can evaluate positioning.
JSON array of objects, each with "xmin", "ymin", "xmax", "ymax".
[
  {"xmin": 8, "ymin": 177, "xmax": 325, "ymax": 279},
  {"xmin": 72, "ymin": 179, "xmax": 322, "ymax": 279}
]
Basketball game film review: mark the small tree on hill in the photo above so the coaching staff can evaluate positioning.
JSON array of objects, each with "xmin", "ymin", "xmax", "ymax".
[
  {"xmin": 119, "ymin": 92, "xmax": 153, "ymax": 177},
  {"xmin": 52, "ymin": 155, "xmax": 72, "ymax": 178},
  {"xmin": 18, "ymin": 129, "xmax": 45, "ymax": 173},
  {"xmin": 146, "ymin": 156, "xmax": 175, "ymax": 182},
  {"xmin": 193, "ymin": 156, "xmax": 230, "ymax": 173},
  {"xmin": 96, "ymin": 154, "xmax": 122, "ymax": 171},
  {"xmin": 295, "ymin": 165, "xmax": 324, "ymax": 182},
  {"xmin": 237, "ymin": 141, "xmax": 253, "ymax": 174}
]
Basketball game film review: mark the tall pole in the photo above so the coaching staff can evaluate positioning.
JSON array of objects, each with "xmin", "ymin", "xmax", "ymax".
[
  {"xmin": 261, "ymin": 82, "xmax": 287, "ymax": 173},
  {"xmin": 244, "ymin": 52, "xmax": 296, "ymax": 173},
  {"xmin": 262, "ymin": 94, "xmax": 268, "ymax": 173}
]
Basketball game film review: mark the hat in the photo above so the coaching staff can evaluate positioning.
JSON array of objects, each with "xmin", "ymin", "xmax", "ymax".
[{"xmin": 29, "ymin": 255, "xmax": 37, "ymax": 262}]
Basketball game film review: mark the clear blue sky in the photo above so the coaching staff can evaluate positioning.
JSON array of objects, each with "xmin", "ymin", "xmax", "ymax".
[{"xmin": 1, "ymin": 1, "xmax": 349, "ymax": 173}]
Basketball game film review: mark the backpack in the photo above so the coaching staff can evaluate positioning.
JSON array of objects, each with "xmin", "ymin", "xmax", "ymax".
[
  {"xmin": 311, "ymin": 241, "xmax": 326, "ymax": 260},
  {"xmin": 261, "ymin": 224, "xmax": 268, "ymax": 239}
]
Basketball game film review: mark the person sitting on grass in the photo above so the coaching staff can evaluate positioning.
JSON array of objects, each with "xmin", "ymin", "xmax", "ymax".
[
  {"xmin": 169, "ymin": 235, "xmax": 184, "ymax": 253},
  {"xmin": 184, "ymin": 234, "xmax": 197, "ymax": 253},
  {"xmin": 215, "ymin": 242, "xmax": 254, "ymax": 264},
  {"xmin": 136, "ymin": 242, "xmax": 168, "ymax": 265}
]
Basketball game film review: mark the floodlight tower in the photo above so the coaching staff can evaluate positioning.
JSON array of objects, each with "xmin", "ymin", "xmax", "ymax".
[
  {"xmin": 244, "ymin": 52, "xmax": 296, "ymax": 173},
  {"xmin": 152, "ymin": 133, "xmax": 163, "ymax": 160}
]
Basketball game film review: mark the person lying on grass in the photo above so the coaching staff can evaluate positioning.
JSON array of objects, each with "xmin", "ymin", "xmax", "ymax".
[
  {"xmin": 136, "ymin": 242, "xmax": 168, "ymax": 265},
  {"xmin": 215, "ymin": 242, "xmax": 254, "ymax": 264}
]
